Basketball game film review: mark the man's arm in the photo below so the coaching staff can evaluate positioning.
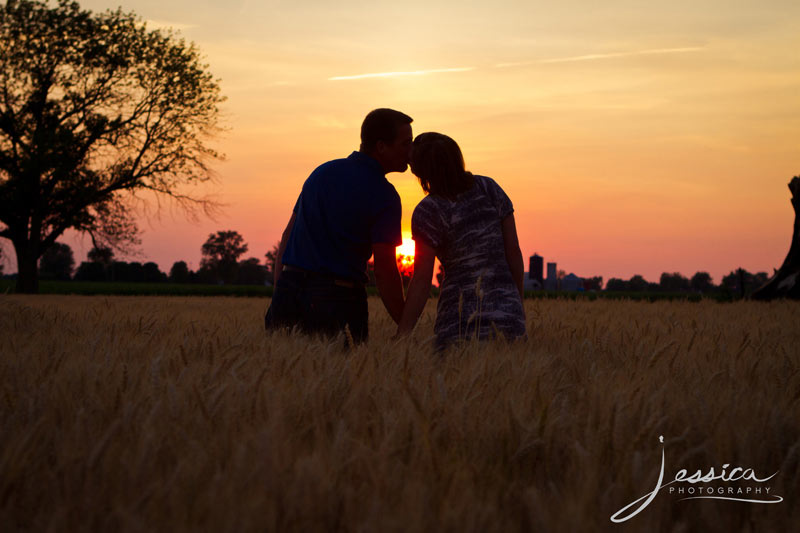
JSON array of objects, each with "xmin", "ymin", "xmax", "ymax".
[
  {"xmin": 502, "ymin": 213, "xmax": 524, "ymax": 300},
  {"xmin": 273, "ymin": 212, "xmax": 296, "ymax": 285},
  {"xmin": 395, "ymin": 240, "xmax": 435, "ymax": 336},
  {"xmin": 373, "ymin": 243, "xmax": 405, "ymax": 324}
]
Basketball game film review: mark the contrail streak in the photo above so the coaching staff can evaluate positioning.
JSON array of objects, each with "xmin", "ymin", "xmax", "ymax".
[
  {"xmin": 327, "ymin": 47, "xmax": 702, "ymax": 82},
  {"xmin": 329, "ymin": 67, "xmax": 475, "ymax": 81},
  {"xmin": 495, "ymin": 47, "xmax": 704, "ymax": 68}
]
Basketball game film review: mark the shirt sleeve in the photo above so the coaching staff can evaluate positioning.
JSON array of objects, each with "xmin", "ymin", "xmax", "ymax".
[
  {"xmin": 485, "ymin": 176, "xmax": 514, "ymax": 219},
  {"xmin": 411, "ymin": 199, "xmax": 444, "ymax": 250},
  {"xmin": 370, "ymin": 190, "xmax": 402, "ymax": 246}
]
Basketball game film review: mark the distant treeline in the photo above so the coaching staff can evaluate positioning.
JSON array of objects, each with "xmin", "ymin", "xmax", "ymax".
[
  {"xmin": 0, "ymin": 231, "xmax": 771, "ymax": 298},
  {"xmin": 603, "ymin": 270, "xmax": 769, "ymax": 298},
  {"xmin": 0, "ymin": 231, "xmax": 279, "ymax": 287}
]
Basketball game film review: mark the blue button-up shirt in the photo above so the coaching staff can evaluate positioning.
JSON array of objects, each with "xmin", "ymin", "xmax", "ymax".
[{"xmin": 282, "ymin": 151, "xmax": 402, "ymax": 283}]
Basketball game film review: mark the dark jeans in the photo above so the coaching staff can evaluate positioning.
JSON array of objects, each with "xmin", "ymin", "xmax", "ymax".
[{"xmin": 264, "ymin": 270, "xmax": 368, "ymax": 343}]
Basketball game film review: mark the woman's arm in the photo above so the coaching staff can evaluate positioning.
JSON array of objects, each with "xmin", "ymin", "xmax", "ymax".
[
  {"xmin": 395, "ymin": 240, "xmax": 436, "ymax": 336},
  {"xmin": 501, "ymin": 213, "xmax": 524, "ymax": 300}
]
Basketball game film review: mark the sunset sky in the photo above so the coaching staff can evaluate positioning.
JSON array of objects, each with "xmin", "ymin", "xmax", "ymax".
[{"xmin": 13, "ymin": 0, "xmax": 799, "ymax": 283}]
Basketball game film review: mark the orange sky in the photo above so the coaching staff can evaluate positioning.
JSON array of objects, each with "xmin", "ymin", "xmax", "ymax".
[{"xmin": 7, "ymin": 0, "xmax": 799, "ymax": 284}]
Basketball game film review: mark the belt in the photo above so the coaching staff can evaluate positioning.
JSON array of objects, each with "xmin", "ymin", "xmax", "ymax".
[{"xmin": 282, "ymin": 265, "xmax": 361, "ymax": 289}]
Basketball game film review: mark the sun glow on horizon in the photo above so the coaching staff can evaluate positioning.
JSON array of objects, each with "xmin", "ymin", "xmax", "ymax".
[{"xmin": 396, "ymin": 235, "xmax": 416, "ymax": 267}]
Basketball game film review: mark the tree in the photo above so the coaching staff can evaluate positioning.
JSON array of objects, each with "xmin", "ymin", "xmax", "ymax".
[
  {"xmin": 200, "ymin": 230, "xmax": 248, "ymax": 284},
  {"xmin": 722, "ymin": 270, "xmax": 740, "ymax": 294},
  {"xmin": 88, "ymin": 245, "xmax": 114, "ymax": 265},
  {"xmin": 169, "ymin": 260, "xmax": 189, "ymax": 283},
  {"xmin": 264, "ymin": 241, "xmax": 280, "ymax": 282},
  {"xmin": 753, "ymin": 271, "xmax": 769, "ymax": 290},
  {"xmin": 236, "ymin": 257, "xmax": 266, "ymax": 285},
  {"xmin": 690, "ymin": 271, "xmax": 714, "ymax": 293},
  {"xmin": 628, "ymin": 274, "xmax": 649, "ymax": 292},
  {"xmin": 142, "ymin": 261, "xmax": 165, "ymax": 283},
  {"xmin": 0, "ymin": 1, "xmax": 223, "ymax": 293},
  {"xmin": 74, "ymin": 244, "xmax": 114, "ymax": 280},
  {"xmin": 119, "ymin": 261, "xmax": 144, "ymax": 282},
  {"xmin": 754, "ymin": 176, "xmax": 800, "ymax": 300},
  {"xmin": 605, "ymin": 278, "xmax": 628, "ymax": 291},
  {"xmin": 659, "ymin": 272, "xmax": 690, "ymax": 292},
  {"xmin": 108, "ymin": 260, "xmax": 128, "ymax": 281},
  {"xmin": 722, "ymin": 268, "xmax": 767, "ymax": 298},
  {"xmin": 584, "ymin": 276, "xmax": 603, "ymax": 291},
  {"xmin": 38, "ymin": 241, "xmax": 74, "ymax": 280}
]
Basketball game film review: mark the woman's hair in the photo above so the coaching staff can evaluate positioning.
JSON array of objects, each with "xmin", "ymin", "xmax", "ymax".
[{"xmin": 411, "ymin": 132, "xmax": 474, "ymax": 199}]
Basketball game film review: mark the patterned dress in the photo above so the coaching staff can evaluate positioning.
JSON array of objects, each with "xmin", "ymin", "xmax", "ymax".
[{"xmin": 411, "ymin": 175, "xmax": 526, "ymax": 349}]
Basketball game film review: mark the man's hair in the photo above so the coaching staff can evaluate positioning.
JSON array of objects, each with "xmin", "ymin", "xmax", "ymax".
[
  {"xmin": 411, "ymin": 132, "xmax": 475, "ymax": 200},
  {"xmin": 360, "ymin": 108, "xmax": 413, "ymax": 153}
]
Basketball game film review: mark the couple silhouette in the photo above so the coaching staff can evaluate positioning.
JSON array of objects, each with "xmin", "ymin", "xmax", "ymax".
[{"xmin": 264, "ymin": 108, "xmax": 526, "ymax": 350}]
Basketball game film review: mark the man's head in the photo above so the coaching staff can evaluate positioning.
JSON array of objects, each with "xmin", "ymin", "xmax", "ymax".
[{"xmin": 360, "ymin": 108, "xmax": 413, "ymax": 173}]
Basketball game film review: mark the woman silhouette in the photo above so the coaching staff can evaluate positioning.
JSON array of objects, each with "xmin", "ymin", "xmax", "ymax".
[{"xmin": 396, "ymin": 132, "xmax": 526, "ymax": 349}]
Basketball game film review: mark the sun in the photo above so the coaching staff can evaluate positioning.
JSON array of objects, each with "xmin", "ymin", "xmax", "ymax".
[{"xmin": 396, "ymin": 236, "xmax": 415, "ymax": 266}]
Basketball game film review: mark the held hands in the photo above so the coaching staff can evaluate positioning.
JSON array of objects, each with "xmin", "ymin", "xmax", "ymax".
[{"xmin": 393, "ymin": 240, "xmax": 436, "ymax": 339}]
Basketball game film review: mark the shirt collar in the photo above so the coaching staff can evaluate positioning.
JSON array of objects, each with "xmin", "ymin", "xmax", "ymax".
[{"xmin": 348, "ymin": 151, "xmax": 385, "ymax": 175}]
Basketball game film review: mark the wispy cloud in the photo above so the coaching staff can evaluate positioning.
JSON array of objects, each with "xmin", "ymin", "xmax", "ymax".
[
  {"xmin": 328, "ymin": 67, "xmax": 475, "ymax": 81},
  {"xmin": 326, "ymin": 48, "xmax": 702, "ymax": 82},
  {"xmin": 495, "ymin": 47, "xmax": 704, "ymax": 68}
]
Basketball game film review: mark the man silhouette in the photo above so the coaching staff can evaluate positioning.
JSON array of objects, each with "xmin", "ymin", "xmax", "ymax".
[{"xmin": 264, "ymin": 108, "xmax": 412, "ymax": 343}]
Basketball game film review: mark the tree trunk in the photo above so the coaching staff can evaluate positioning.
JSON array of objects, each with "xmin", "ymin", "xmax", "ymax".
[
  {"xmin": 14, "ymin": 240, "xmax": 40, "ymax": 294},
  {"xmin": 753, "ymin": 176, "xmax": 800, "ymax": 300}
]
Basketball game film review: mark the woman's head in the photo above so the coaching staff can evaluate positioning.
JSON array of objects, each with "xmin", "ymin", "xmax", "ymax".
[{"xmin": 411, "ymin": 132, "xmax": 474, "ymax": 199}]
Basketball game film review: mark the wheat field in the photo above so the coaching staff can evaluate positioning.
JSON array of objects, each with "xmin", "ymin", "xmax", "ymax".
[{"xmin": 0, "ymin": 295, "xmax": 798, "ymax": 532}]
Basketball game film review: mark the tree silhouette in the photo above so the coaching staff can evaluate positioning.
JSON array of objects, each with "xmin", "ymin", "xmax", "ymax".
[
  {"xmin": 236, "ymin": 257, "xmax": 267, "ymax": 285},
  {"xmin": 169, "ymin": 261, "xmax": 190, "ymax": 284},
  {"xmin": 142, "ymin": 262, "xmax": 165, "ymax": 283},
  {"xmin": 605, "ymin": 278, "xmax": 626, "ymax": 291},
  {"xmin": 38, "ymin": 241, "xmax": 74, "ymax": 280},
  {"xmin": 0, "ymin": 1, "xmax": 223, "ymax": 293},
  {"xmin": 628, "ymin": 275, "xmax": 649, "ymax": 292},
  {"xmin": 73, "ymin": 245, "xmax": 113, "ymax": 281},
  {"xmin": 659, "ymin": 272, "xmax": 690, "ymax": 292},
  {"xmin": 584, "ymin": 276, "xmax": 603, "ymax": 291},
  {"xmin": 690, "ymin": 272, "xmax": 714, "ymax": 293},
  {"xmin": 264, "ymin": 241, "xmax": 280, "ymax": 282},
  {"xmin": 200, "ymin": 230, "xmax": 248, "ymax": 284},
  {"xmin": 88, "ymin": 246, "xmax": 114, "ymax": 265},
  {"xmin": 721, "ymin": 268, "xmax": 767, "ymax": 298},
  {"xmin": 114, "ymin": 261, "xmax": 144, "ymax": 282}
]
